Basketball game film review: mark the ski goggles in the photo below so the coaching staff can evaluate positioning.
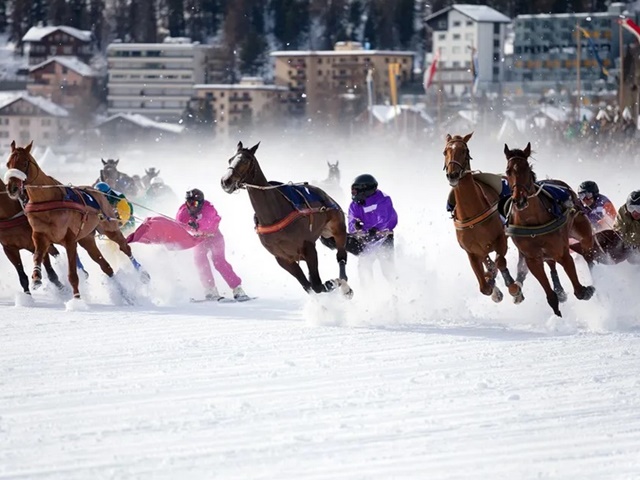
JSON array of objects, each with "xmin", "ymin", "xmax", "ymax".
[
  {"xmin": 186, "ymin": 199, "xmax": 200, "ymax": 208},
  {"xmin": 627, "ymin": 203, "xmax": 640, "ymax": 215},
  {"xmin": 578, "ymin": 192, "xmax": 593, "ymax": 201}
]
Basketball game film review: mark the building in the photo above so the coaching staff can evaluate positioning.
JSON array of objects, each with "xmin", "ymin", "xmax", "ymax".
[
  {"xmin": 270, "ymin": 42, "xmax": 414, "ymax": 119},
  {"xmin": 507, "ymin": 2, "xmax": 630, "ymax": 94},
  {"xmin": 21, "ymin": 26, "xmax": 94, "ymax": 66},
  {"xmin": 27, "ymin": 57, "xmax": 96, "ymax": 112},
  {"xmin": 0, "ymin": 92, "xmax": 70, "ymax": 151},
  {"xmin": 191, "ymin": 77, "xmax": 289, "ymax": 138},
  {"xmin": 425, "ymin": 4, "xmax": 511, "ymax": 95},
  {"xmin": 94, "ymin": 113, "xmax": 184, "ymax": 145},
  {"xmin": 106, "ymin": 38, "xmax": 212, "ymax": 122}
]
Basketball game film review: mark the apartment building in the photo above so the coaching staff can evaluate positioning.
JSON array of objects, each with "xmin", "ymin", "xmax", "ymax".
[
  {"xmin": 425, "ymin": 4, "xmax": 511, "ymax": 95},
  {"xmin": 191, "ymin": 77, "xmax": 289, "ymax": 138},
  {"xmin": 0, "ymin": 92, "xmax": 70, "ymax": 151},
  {"xmin": 106, "ymin": 38, "xmax": 212, "ymax": 122},
  {"xmin": 27, "ymin": 57, "xmax": 96, "ymax": 111},
  {"xmin": 270, "ymin": 42, "xmax": 414, "ymax": 118},
  {"xmin": 22, "ymin": 26, "xmax": 94, "ymax": 66}
]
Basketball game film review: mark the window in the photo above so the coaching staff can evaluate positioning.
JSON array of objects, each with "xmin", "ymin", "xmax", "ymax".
[
  {"xmin": 494, "ymin": 23, "xmax": 500, "ymax": 34},
  {"xmin": 465, "ymin": 33, "xmax": 473, "ymax": 41},
  {"xmin": 453, "ymin": 34, "xmax": 461, "ymax": 40},
  {"xmin": 452, "ymin": 46, "xmax": 461, "ymax": 54},
  {"xmin": 41, "ymin": 119, "xmax": 51, "ymax": 126},
  {"xmin": 19, "ymin": 118, "xmax": 30, "ymax": 126},
  {"xmin": 438, "ymin": 33, "xmax": 446, "ymax": 40},
  {"xmin": 453, "ymin": 21, "xmax": 461, "ymax": 27},
  {"xmin": 466, "ymin": 20, "xmax": 473, "ymax": 26}
]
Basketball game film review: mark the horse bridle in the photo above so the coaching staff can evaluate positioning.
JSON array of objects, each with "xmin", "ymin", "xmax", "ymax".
[
  {"xmin": 506, "ymin": 155, "xmax": 542, "ymax": 198},
  {"xmin": 443, "ymin": 140, "xmax": 472, "ymax": 179},
  {"xmin": 5, "ymin": 150, "xmax": 42, "ymax": 186},
  {"xmin": 225, "ymin": 149, "xmax": 260, "ymax": 190}
]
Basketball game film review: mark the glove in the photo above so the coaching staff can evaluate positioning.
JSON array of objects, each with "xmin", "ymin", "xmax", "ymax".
[
  {"xmin": 188, "ymin": 220, "xmax": 199, "ymax": 230},
  {"xmin": 354, "ymin": 219, "xmax": 364, "ymax": 230},
  {"xmin": 367, "ymin": 227, "xmax": 378, "ymax": 238}
]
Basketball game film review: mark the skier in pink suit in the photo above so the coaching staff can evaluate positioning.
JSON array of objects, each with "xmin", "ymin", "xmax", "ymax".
[{"xmin": 176, "ymin": 188, "xmax": 250, "ymax": 301}]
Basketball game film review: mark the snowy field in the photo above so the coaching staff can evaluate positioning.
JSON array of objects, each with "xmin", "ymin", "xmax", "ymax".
[{"xmin": 1, "ymin": 130, "xmax": 640, "ymax": 479}]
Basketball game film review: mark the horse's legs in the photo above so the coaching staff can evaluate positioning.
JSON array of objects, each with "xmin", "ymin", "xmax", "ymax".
[
  {"xmin": 556, "ymin": 248, "xmax": 595, "ymax": 301},
  {"xmin": 303, "ymin": 241, "xmax": 336, "ymax": 293},
  {"xmin": 330, "ymin": 226, "xmax": 348, "ymax": 281},
  {"xmin": 101, "ymin": 228, "xmax": 150, "ymax": 282},
  {"xmin": 467, "ymin": 252, "xmax": 493, "ymax": 296},
  {"xmin": 78, "ymin": 236, "xmax": 114, "ymax": 277},
  {"xmin": 43, "ymin": 253, "xmax": 64, "ymax": 290},
  {"xmin": 524, "ymin": 256, "xmax": 562, "ymax": 317},
  {"xmin": 544, "ymin": 260, "xmax": 567, "ymax": 303},
  {"xmin": 275, "ymin": 257, "xmax": 312, "ymax": 293},
  {"xmin": 3, "ymin": 246, "xmax": 30, "ymax": 294},
  {"xmin": 494, "ymin": 235, "xmax": 523, "ymax": 303},
  {"xmin": 515, "ymin": 250, "xmax": 528, "ymax": 284},
  {"xmin": 483, "ymin": 256, "xmax": 503, "ymax": 303},
  {"xmin": 31, "ymin": 231, "xmax": 50, "ymax": 290},
  {"xmin": 63, "ymin": 240, "xmax": 81, "ymax": 299}
]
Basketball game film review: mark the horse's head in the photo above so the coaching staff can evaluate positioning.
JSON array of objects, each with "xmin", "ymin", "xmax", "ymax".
[
  {"xmin": 145, "ymin": 167, "xmax": 159, "ymax": 178},
  {"xmin": 443, "ymin": 132, "xmax": 473, "ymax": 187},
  {"xmin": 327, "ymin": 161, "xmax": 340, "ymax": 183},
  {"xmin": 221, "ymin": 141, "xmax": 260, "ymax": 193},
  {"xmin": 4, "ymin": 140, "xmax": 37, "ymax": 199},
  {"xmin": 504, "ymin": 142, "xmax": 534, "ymax": 211},
  {"xmin": 100, "ymin": 158, "xmax": 120, "ymax": 188}
]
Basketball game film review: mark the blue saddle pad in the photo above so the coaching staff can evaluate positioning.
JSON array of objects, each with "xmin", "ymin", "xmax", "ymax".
[
  {"xmin": 64, "ymin": 187, "xmax": 101, "ymax": 210},
  {"xmin": 538, "ymin": 182, "xmax": 571, "ymax": 203},
  {"xmin": 269, "ymin": 181, "xmax": 338, "ymax": 210}
]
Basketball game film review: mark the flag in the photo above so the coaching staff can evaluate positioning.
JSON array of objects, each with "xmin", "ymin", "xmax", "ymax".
[
  {"xmin": 126, "ymin": 216, "xmax": 208, "ymax": 250},
  {"xmin": 470, "ymin": 47, "xmax": 479, "ymax": 95},
  {"xmin": 423, "ymin": 51, "xmax": 439, "ymax": 93},
  {"xmin": 578, "ymin": 27, "xmax": 609, "ymax": 78},
  {"xmin": 618, "ymin": 17, "xmax": 640, "ymax": 44}
]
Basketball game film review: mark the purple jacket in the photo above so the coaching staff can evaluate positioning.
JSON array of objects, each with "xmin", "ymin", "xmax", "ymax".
[{"xmin": 348, "ymin": 190, "xmax": 398, "ymax": 233}]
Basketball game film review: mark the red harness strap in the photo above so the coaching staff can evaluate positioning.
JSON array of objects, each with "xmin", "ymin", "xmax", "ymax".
[
  {"xmin": 0, "ymin": 212, "xmax": 29, "ymax": 230},
  {"xmin": 256, "ymin": 208, "xmax": 320, "ymax": 235},
  {"xmin": 25, "ymin": 200, "xmax": 87, "ymax": 214}
]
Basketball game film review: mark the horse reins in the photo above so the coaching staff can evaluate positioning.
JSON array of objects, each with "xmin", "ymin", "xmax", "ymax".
[{"xmin": 444, "ymin": 140, "xmax": 472, "ymax": 180}]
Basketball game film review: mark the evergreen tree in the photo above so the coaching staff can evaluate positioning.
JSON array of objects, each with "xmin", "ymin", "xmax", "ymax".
[
  {"xmin": 113, "ymin": 0, "xmax": 128, "ymax": 41},
  {"xmin": 0, "ymin": 0, "xmax": 6, "ymax": 33},
  {"xmin": 394, "ymin": 0, "xmax": 414, "ymax": 49},
  {"xmin": 68, "ymin": 0, "xmax": 87, "ymax": 29},
  {"xmin": 30, "ymin": 0, "xmax": 48, "ymax": 28},
  {"xmin": 9, "ymin": 0, "xmax": 31, "ymax": 46},
  {"xmin": 48, "ymin": 0, "xmax": 68, "ymax": 26},
  {"xmin": 167, "ymin": 0, "xmax": 186, "ymax": 38},
  {"xmin": 88, "ymin": 0, "xmax": 105, "ymax": 49},
  {"xmin": 272, "ymin": 0, "xmax": 309, "ymax": 49},
  {"xmin": 129, "ymin": 0, "xmax": 157, "ymax": 42}
]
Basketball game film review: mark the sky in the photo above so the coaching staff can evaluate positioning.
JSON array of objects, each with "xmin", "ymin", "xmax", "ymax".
[{"xmin": 1, "ymin": 124, "xmax": 640, "ymax": 479}]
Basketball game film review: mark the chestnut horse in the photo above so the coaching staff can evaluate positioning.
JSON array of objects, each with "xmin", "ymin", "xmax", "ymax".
[
  {"xmin": 443, "ymin": 132, "xmax": 524, "ymax": 303},
  {"xmin": 503, "ymin": 143, "xmax": 595, "ymax": 317},
  {"xmin": 4, "ymin": 141, "xmax": 149, "ymax": 300},
  {"xmin": 0, "ymin": 179, "xmax": 63, "ymax": 294},
  {"xmin": 220, "ymin": 141, "xmax": 352, "ymax": 297}
]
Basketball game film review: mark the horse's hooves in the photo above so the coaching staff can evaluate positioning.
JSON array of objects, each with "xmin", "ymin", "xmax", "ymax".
[
  {"xmin": 53, "ymin": 280, "xmax": 65, "ymax": 291},
  {"xmin": 577, "ymin": 285, "xmax": 595, "ymax": 301},
  {"xmin": 554, "ymin": 309, "xmax": 563, "ymax": 317},
  {"xmin": 513, "ymin": 291, "xmax": 525, "ymax": 304},
  {"xmin": 508, "ymin": 281, "xmax": 522, "ymax": 297},
  {"xmin": 491, "ymin": 287, "xmax": 503, "ymax": 303},
  {"xmin": 32, "ymin": 280, "xmax": 42, "ymax": 291},
  {"xmin": 555, "ymin": 289, "xmax": 568, "ymax": 303},
  {"xmin": 338, "ymin": 279, "xmax": 354, "ymax": 299}
]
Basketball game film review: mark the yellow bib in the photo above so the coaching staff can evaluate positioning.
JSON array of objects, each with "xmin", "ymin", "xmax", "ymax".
[{"xmin": 115, "ymin": 198, "xmax": 132, "ymax": 226}]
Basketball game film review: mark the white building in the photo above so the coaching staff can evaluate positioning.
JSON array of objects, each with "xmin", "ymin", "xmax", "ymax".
[
  {"xmin": 106, "ymin": 38, "xmax": 212, "ymax": 122},
  {"xmin": 425, "ymin": 4, "xmax": 511, "ymax": 96}
]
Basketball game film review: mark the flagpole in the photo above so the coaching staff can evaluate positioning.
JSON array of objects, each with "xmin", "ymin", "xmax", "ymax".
[
  {"xmin": 619, "ymin": 19, "xmax": 624, "ymax": 112},
  {"xmin": 437, "ymin": 47, "xmax": 443, "ymax": 128},
  {"xmin": 576, "ymin": 21, "xmax": 582, "ymax": 121}
]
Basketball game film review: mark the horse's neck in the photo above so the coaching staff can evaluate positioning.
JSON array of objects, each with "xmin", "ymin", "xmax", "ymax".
[
  {"xmin": 512, "ymin": 195, "xmax": 554, "ymax": 226},
  {"xmin": 453, "ymin": 175, "xmax": 495, "ymax": 216},
  {"xmin": 0, "ymin": 186, "xmax": 23, "ymax": 219},
  {"xmin": 26, "ymin": 172, "xmax": 63, "ymax": 203},
  {"xmin": 246, "ymin": 167, "xmax": 292, "ymax": 225}
]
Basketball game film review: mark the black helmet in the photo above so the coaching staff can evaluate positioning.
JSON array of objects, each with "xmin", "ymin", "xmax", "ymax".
[
  {"xmin": 186, "ymin": 188, "xmax": 205, "ymax": 213},
  {"xmin": 578, "ymin": 180, "xmax": 599, "ymax": 197},
  {"xmin": 351, "ymin": 174, "xmax": 378, "ymax": 203},
  {"xmin": 626, "ymin": 190, "xmax": 640, "ymax": 211}
]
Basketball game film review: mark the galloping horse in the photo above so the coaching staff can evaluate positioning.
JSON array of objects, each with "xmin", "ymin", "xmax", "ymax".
[
  {"xmin": 0, "ymin": 179, "xmax": 63, "ymax": 294},
  {"xmin": 141, "ymin": 168, "xmax": 160, "ymax": 190},
  {"xmin": 323, "ymin": 161, "xmax": 340, "ymax": 186},
  {"xmin": 5, "ymin": 141, "xmax": 149, "ymax": 300},
  {"xmin": 504, "ymin": 142, "xmax": 595, "ymax": 317},
  {"xmin": 443, "ymin": 132, "xmax": 523, "ymax": 303},
  {"xmin": 220, "ymin": 141, "xmax": 352, "ymax": 297},
  {"xmin": 98, "ymin": 159, "xmax": 139, "ymax": 198}
]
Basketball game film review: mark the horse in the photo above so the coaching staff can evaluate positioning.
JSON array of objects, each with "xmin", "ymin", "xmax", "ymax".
[
  {"xmin": 443, "ymin": 132, "xmax": 524, "ymax": 303},
  {"xmin": 0, "ymin": 179, "xmax": 64, "ymax": 294},
  {"xmin": 570, "ymin": 229, "xmax": 634, "ymax": 264},
  {"xmin": 4, "ymin": 141, "xmax": 149, "ymax": 300},
  {"xmin": 98, "ymin": 159, "xmax": 139, "ymax": 198},
  {"xmin": 324, "ymin": 161, "xmax": 340, "ymax": 186},
  {"xmin": 141, "ymin": 168, "xmax": 160, "ymax": 190},
  {"xmin": 220, "ymin": 141, "xmax": 353, "ymax": 297},
  {"xmin": 503, "ymin": 142, "xmax": 595, "ymax": 317}
]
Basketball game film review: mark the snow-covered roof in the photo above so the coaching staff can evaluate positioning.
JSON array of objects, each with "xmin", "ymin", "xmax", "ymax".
[
  {"xmin": 426, "ymin": 4, "xmax": 511, "ymax": 24},
  {"xmin": 29, "ymin": 56, "xmax": 95, "ymax": 76},
  {"xmin": 535, "ymin": 105, "xmax": 594, "ymax": 123},
  {"xmin": 0, "ymin": 91, "xmax": 69, "ymax": 117},
  {"xmin": 97, "ymin": 113, "xmax": 184, "ymax": 134},
  {"xmin": 22, "ymin": 26, "xmax": 93, "ymax": 43}
]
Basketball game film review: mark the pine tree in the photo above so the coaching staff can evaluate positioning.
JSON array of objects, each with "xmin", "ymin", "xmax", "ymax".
[
  {"xmin": 48, "ymin": 0, "xmax": 68, "ymax": 26},
  {"xmin": 88, "ymin": 0, "xmax": 105, "ymax": 49},
  {"xmin": 394, "ymin": 0, "xmax": 414, "ymax": 49},
  {"xmin": 29, "ymin": 0, "xmax": 47, "ymax": 28},
  {"xmin": 129, "ymin": 0, "xmax": 157, "ymax": 42},
  {"xmin": 167, "ymin": 0, "xmax": 186, "ymax": 38},
  {"xmin": 68, "ymin": 0, "xmax": 87, "ymax": 29},
  {"xmin": 0, "ymin": 0, "xmax": 6, "ymax": 33}
]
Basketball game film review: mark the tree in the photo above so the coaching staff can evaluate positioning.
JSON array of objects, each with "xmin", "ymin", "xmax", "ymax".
[
  {"xmin": 0, "ymin": 0, "xmax": 7, "ymax": 33},
  {"xmin": 48, "ymin": 0, "xmax": 68, "ymax": 26},
  {"xmin": 167, "ymin": 0, "xmax": 186, "ymax": 38},
  {"xmin": 394, "ymin": 0, "xmax": 414, "ymax": 49},
  {"xmin": 88, "ymin": 0, "xmax": 106, "ymax": 49},
  {"xmin": 129, "ymin": 0, "xmax": 157, "ymax": 42}
]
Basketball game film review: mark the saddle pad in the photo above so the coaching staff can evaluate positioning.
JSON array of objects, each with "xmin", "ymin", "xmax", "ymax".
[
  {"xmin": 269, "ymin": 181, "xmax": 338, "ymax": 210},
  {"xmin": 64, "ymin": 187, "xmax": 101, "ymax": 210},
  {"xmin": 538, "ymin": 182, "xmax": 571, "ymax": 204},
  {"xmin": 447, "ymin": 173, "xmax": 508, "ymax": 212}
]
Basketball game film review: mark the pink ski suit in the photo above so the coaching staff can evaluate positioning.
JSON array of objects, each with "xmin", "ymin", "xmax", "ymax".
[{"xmin": 176, "ymin": 200, "xmax": 242, "ymax": 291}]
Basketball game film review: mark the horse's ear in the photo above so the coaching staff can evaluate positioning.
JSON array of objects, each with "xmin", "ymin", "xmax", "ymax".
[
  {"xmin": 25, "ymin": 141, "xmax": 33, "ymax": 153},
  {"xmin": 463, "ymin": 132, "xmax": 473, "ymax": 143},
  {"xmin": 446, "ymin": 133, "xmax": 452, "ymax": 142},
  {"xmin": 335, "ymin": 160, "xmax": 339, "ymax": 166},
  {"xmin": 237, "ymin": 141, "xmax": 243, "ymax": 152},
  {"xmin": 327, "ymin": 161, "xmax": 331, "ymax": 167},
  {"xmin": 504, "ymin": 144, "xmax": 510, "ymax": 156},
  {"xmin": 524, "ymin": 142, "xmax": 531, "ymax": 157},
  {"xmin": 10, "ymin": 140, "xmax": 16, "ymax": 152},
  {"xmin": 115, "ymin": 159, "xmax": 119, "ymax": 165},
  {"xmin": 145, "ymin": 168, "xmax": 150, "ymax": 175},
  {"xmin": 249, "ymin": 142, "xmax": 260, "ymax": 155}
]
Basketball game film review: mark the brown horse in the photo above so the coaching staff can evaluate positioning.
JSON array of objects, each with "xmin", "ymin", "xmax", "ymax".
[
  {"xmin": 98, "ymin": 159, "xmax": 139, "ymax": 198},
  {"xmin": 570, "ymin": 229, "xmax": 633, "ymax": 264},
  {"xmin": 0, "ymin": 179, "xmax": 64, "ymax": 294},
  {"xmin": 504, "ymin": 142, "xmax": 595, "ymax": 317},
  {"xmin": 220, "ymin": 141, "xmax": 352, "ymax": 297},
  {"xmin": 4, "ymin": 141, "xmax": 149, "ymax": 300},
  {"xmin": 443, "ymin": 132, "xmax": 523, "ymax": 303}
]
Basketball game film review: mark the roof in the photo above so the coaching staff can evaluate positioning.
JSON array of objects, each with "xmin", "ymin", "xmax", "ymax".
[
  {"xmin": 22, "ymin": 26, "xmax": 93, "ymax": 43},
  {"xmin": 0, "ymin": 91, "xmax": 69, "ymax": 117},
  {"xmin": 270, "ymin": 49, "xmax": 415, "ymax": 57},
  {"xmin": 96, "ymin": 113, "xmax": 184, "ymax": 134},
  {"xmin": 426, "ymin": 4, "xmax": 511, "ymax": 24},
  {"xmin": 193, "ymin": 83, "xmax": 289, "ymax": 91},
  {"xmin": 29, "ymin": 56, "xmax": 95, "ymax": 76}
]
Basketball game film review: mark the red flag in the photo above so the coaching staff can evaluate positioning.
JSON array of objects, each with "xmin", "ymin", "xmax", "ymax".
[
  {"xmin": 619, "ymin": 18, "xmax": 640, "ymax": 44},
  {"xmin": 423, "ymin": 51, "xmax": 440, "ymax": 93},
  {"xmin": 126, "ymin": 216, "xmax": 207, "ymax": 250}
]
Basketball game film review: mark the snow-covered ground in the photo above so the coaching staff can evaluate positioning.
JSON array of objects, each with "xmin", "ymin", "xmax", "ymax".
[{"xmin": 1, "ymin": 131, "xmax": 640, "ymax": 479}]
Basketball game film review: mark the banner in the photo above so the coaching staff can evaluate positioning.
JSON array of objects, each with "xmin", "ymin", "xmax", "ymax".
[
  {"xmin": 126, "ymin": 216, "xmax": 208, "ymax": 250},
  {"xmin": 470, "ymin": 47, "xmax": 479, "ymax": 95},
  {"xmin": 423, "ymin": 51, "xmax": 439, "ymax": 93},
  {"xmin": 578, "ymin": 27, "xmax": 609, "ymax": 78},
  {"xmin": 619, "ymin": 17, "xmax": 640, "ymax": 44}
]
